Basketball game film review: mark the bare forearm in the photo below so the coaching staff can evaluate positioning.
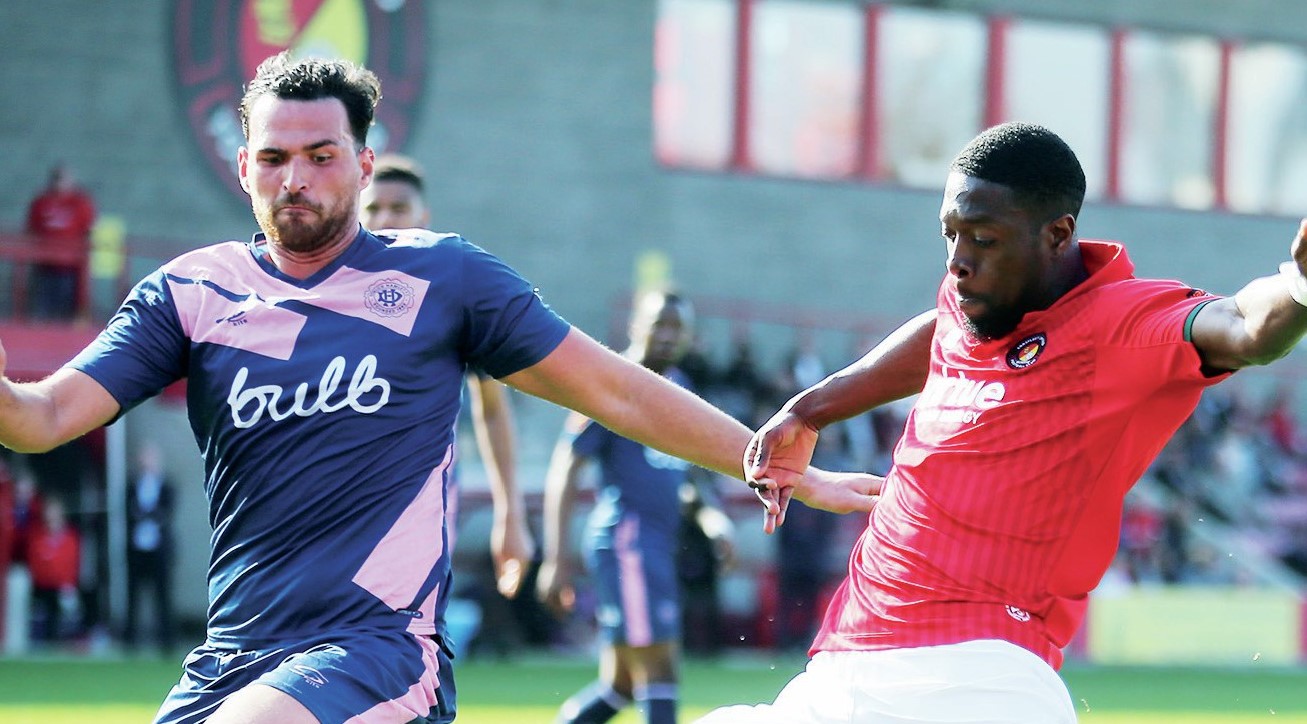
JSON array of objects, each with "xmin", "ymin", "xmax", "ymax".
[
  {"xmin": 506, "ymin": 329, "xmax": 753, "ymax": 480},
  {"xmin": 0, "ymin": 370, "xmax": 118, "ymax": 453},
  {"xmin": 1229, "ymin": 275, "xmax": 1307, "ymax": 366},
  {"xmin": 788, "ymin": 310, "xmax": 934, "ymax": 429},
  {"xmin": 600, "ymin": 369, "xmax": 752, "ymax": 479}
]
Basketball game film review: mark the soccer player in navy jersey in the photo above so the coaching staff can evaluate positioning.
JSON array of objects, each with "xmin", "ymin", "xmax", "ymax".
[
  {"xmin": 0, "ymin": 53, "xmax": 877, "ymax": 724},
  {"xmin": 702, "ymin": 122, "xmax": 1307, "ymax": 722},
  {"xmin": 360, "ymin": 153, "xmax": 531, "ymax": 599},
  {"xmin": 538, "ymin": 290, "xmax": 735, "ymax": 724}
]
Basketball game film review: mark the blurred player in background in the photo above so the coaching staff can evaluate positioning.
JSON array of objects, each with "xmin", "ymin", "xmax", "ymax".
[
  {"xmin": 360, "ymin": 153, "xmax": 531, "ymax": 599},
  {"xmin": 0, "ymin": 52, "xmax": 875, "ymax": 724},
  {"xmin": 538, "ymin": 290, "xmax": 735, "ymax": 724},
  {"xmin": 704, "ymin": 122, "xmax": 1307, "ymax": 722}
]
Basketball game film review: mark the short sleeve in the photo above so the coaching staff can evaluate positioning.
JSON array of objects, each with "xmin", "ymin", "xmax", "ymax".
[
  {"xmin": 1101, "ymin": 280, "xmax": 1230, "ymax": 387},
  {"xmin": 457, "ymin": 241, "xmax": 570, "ymax": 378},
  {"xmin": 66, "ymin": 271, "xmax": 188, "ymax": 414}
]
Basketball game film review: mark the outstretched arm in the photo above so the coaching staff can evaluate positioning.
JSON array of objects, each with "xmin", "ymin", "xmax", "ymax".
[
  {"xmin": 504, "ymin": 328, "xmax": 765, "ymax": 484},
  {"xmin": 466, "ymin": 374, "xmax": 532, "ymax": 598},
  {"xmin": 1189, "ymin": 219, "xmax": 1307, "ymax": 371},
  {"xmin": 748, "ymin": 310, "xmax": 933, "ymax": 478},
  {"xmin": 0, "ymin": 339, "xmax": 120, "ymax": 454},
  {"xmin": 746, "ymin": 311, "xmax": 933, "ymax": 529}
]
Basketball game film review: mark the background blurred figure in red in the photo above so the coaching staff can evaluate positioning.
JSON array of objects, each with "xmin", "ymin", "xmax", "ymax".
[
  {"xmin": 25, "ymin": 496, "xmax": 81, "ymax": 646},
  {"xmin": 25, "ymin": 163, "xmax": 96, "ymax": 319},
  {"xmin": 10, "ymin": 472, "xmax": 44, "ymax": 569}
]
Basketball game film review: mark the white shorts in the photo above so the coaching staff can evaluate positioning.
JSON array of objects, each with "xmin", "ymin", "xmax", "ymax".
[{"xmin": 694, "ymin": 640, "xmax": 1076, "ymax": 723}]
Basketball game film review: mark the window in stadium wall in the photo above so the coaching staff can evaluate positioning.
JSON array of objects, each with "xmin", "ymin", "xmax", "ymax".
[
  {"xmin": 747, "ymin": 0, "xmax": 862, "ymax": 179},
  {"xmin": 653, "ymin": 0, "xmax": 736, "ymax": 169},
  {"xmin": 1226, "ymin": 42, "xmax": 1307, "ymax": 216},
  {"xmin": 1118, "ymin": 30, "xmax": 1222, "ymax": 210},
  {"xmin": 1001, "ymin": 18, "xmax": 1112, "ymax": 201},
  {"xmin": 652, "ymin": 0, "xmax": 1307, "ymax": 218},
  {"xmin": 876, "ymin": 6, "xmax": 986, "ymax": 189}
]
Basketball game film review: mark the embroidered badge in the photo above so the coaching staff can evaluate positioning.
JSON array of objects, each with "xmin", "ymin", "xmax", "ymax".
[
  {"xmin": 365, "ymin": 278, "xmax": 416, "ymax": 318},
  {"xmin": 1006, "ymin": 333, "xmax": 1046, "ymax": 369}
]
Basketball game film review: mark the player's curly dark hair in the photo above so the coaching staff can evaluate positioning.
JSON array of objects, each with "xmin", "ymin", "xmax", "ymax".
[
  {"xmin": 950, "ymin": 122, "xmax": 1086, "ymax": 223},
  {"xmin": 238, "ymin": 50, "xmax": 381, "ymax": 150}
]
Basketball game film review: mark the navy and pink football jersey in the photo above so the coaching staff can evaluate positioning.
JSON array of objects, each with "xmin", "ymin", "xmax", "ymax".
[{"xmin": 69, "ymin": 228, "xmax": 569, "ymax": 648}]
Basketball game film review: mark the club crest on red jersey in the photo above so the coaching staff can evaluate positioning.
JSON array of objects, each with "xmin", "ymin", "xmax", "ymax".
[
  {"xmin": 365, "ymin": 278, "xmax": 416, "ymax": 318},
  {"xmin": 1006, "ymin": 333, "xmax": 1046, "ymax": 369}
]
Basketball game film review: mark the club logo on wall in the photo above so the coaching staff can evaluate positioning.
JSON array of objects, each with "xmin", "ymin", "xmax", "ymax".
[{"xmin": 171, "ymin": 0, "xmax": 427, "ymax": 202}]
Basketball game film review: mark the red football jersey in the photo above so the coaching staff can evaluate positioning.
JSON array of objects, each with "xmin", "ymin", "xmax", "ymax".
[{"xmin": 811, "ymin": 241, "xmax": 1229, "ymax": 668}]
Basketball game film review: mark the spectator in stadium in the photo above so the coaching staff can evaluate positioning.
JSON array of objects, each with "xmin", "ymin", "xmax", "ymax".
[
  {"xmin": 704, "ymin": 122, "xmax": 1307, "ymax": 722},
  {"xmin": 359, "ymin": 153, "xmax": 532, "ymax": 600},
  {"xmin": 124, "ymin": 442, "xmax": 176, "ymax": 653},
  {"xmin": 0, "ymin": 52, "xmax": 873, "ymax": 724},
  {"xmin": 9, "ymin": 472, "xmax": 43, "ymax": 569},
  {"xmin": 25, "ymin": 163, "xmax": 96, "ymax": 319},
  {"xmin": 25, "ymin": 497, "xmax": 81, "ymax": 645},
  {"xmin": 677, "ymin": 468, "xmax": 734, "ymax": 658},
  {"xmin": 708, "ymin": 333, "xmax": 773, "ymax": 427},
  {"xmin": 537, "ymin": 290, "xmax": 735, "ymax": 724},
  {"xmin": 774, "ymin": 425, "xmax": 846, "ymax": 652}
]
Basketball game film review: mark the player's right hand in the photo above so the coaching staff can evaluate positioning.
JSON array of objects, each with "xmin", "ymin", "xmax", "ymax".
[
  {"xmin": 746, "ymin": 410, "xmax": 819, "ymax": 487},
  {"xmin": 535, "ymin": 559, "xmax": 575, "ymax": 617}
]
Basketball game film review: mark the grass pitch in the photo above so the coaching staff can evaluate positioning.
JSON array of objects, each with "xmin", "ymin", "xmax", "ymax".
[{"xmin": 0, "ymin": 652, "xmax": 1303, "ymax": 722}]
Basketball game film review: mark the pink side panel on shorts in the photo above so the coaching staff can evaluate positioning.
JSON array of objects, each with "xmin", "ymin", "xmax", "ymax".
[
  {"xmin": 352, "ymin": 447, "xmax": 451, "ymax": 620},
  {"xmin": 616, "ymin": 516, "xmax": 653, "ymax": 647},
  {"xmin": 344, "ymin": 635, "xmax": 444, "ymax": 723}
]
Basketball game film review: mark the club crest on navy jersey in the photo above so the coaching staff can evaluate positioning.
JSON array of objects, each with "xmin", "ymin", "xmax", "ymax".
[
  {"xmin": 365, "ymin": 278, "xmax": 416, "ymax": 318},
  {"xmin": 1006, "ymin": 333, "xmax": 1047, "ymax": 369}
]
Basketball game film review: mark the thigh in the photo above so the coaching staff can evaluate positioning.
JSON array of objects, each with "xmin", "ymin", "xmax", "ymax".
[
  {"xmin": 155, "ymin": 631, "xmax": 456, "ymax": 724},
  {"xmin": 590, "ymin": 541, "xmax": 680, "ymax": 649}
]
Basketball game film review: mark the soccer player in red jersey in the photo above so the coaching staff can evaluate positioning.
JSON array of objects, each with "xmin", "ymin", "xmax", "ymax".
[{"xmin": 703, "ymin": 122, "xmax": 1307, "ymax": 722}]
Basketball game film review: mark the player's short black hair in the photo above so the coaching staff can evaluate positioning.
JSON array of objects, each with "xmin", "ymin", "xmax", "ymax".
[
  {"xmin": 633, "ymin": 289, "xmax": 694, "ymax": 323},
  {"xmin": 372, "ymin": 154, "xmax": 425, "ymax": 192},
  {"xmin": 239, "ymin": 50, "xmax": 381, "ymax": 150},
  {"xmin": 950, "ymin": 122, "xmax": 1086, "ymax": 222}
]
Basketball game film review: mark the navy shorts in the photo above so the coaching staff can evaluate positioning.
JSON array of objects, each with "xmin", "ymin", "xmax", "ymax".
[
  {"xmin": 154, "ymin": 628, "xmax": 455, "ymax": 723},
  {"xmin": 589, "ymin": 516, "xmax": 680, "ymax": 648}
]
